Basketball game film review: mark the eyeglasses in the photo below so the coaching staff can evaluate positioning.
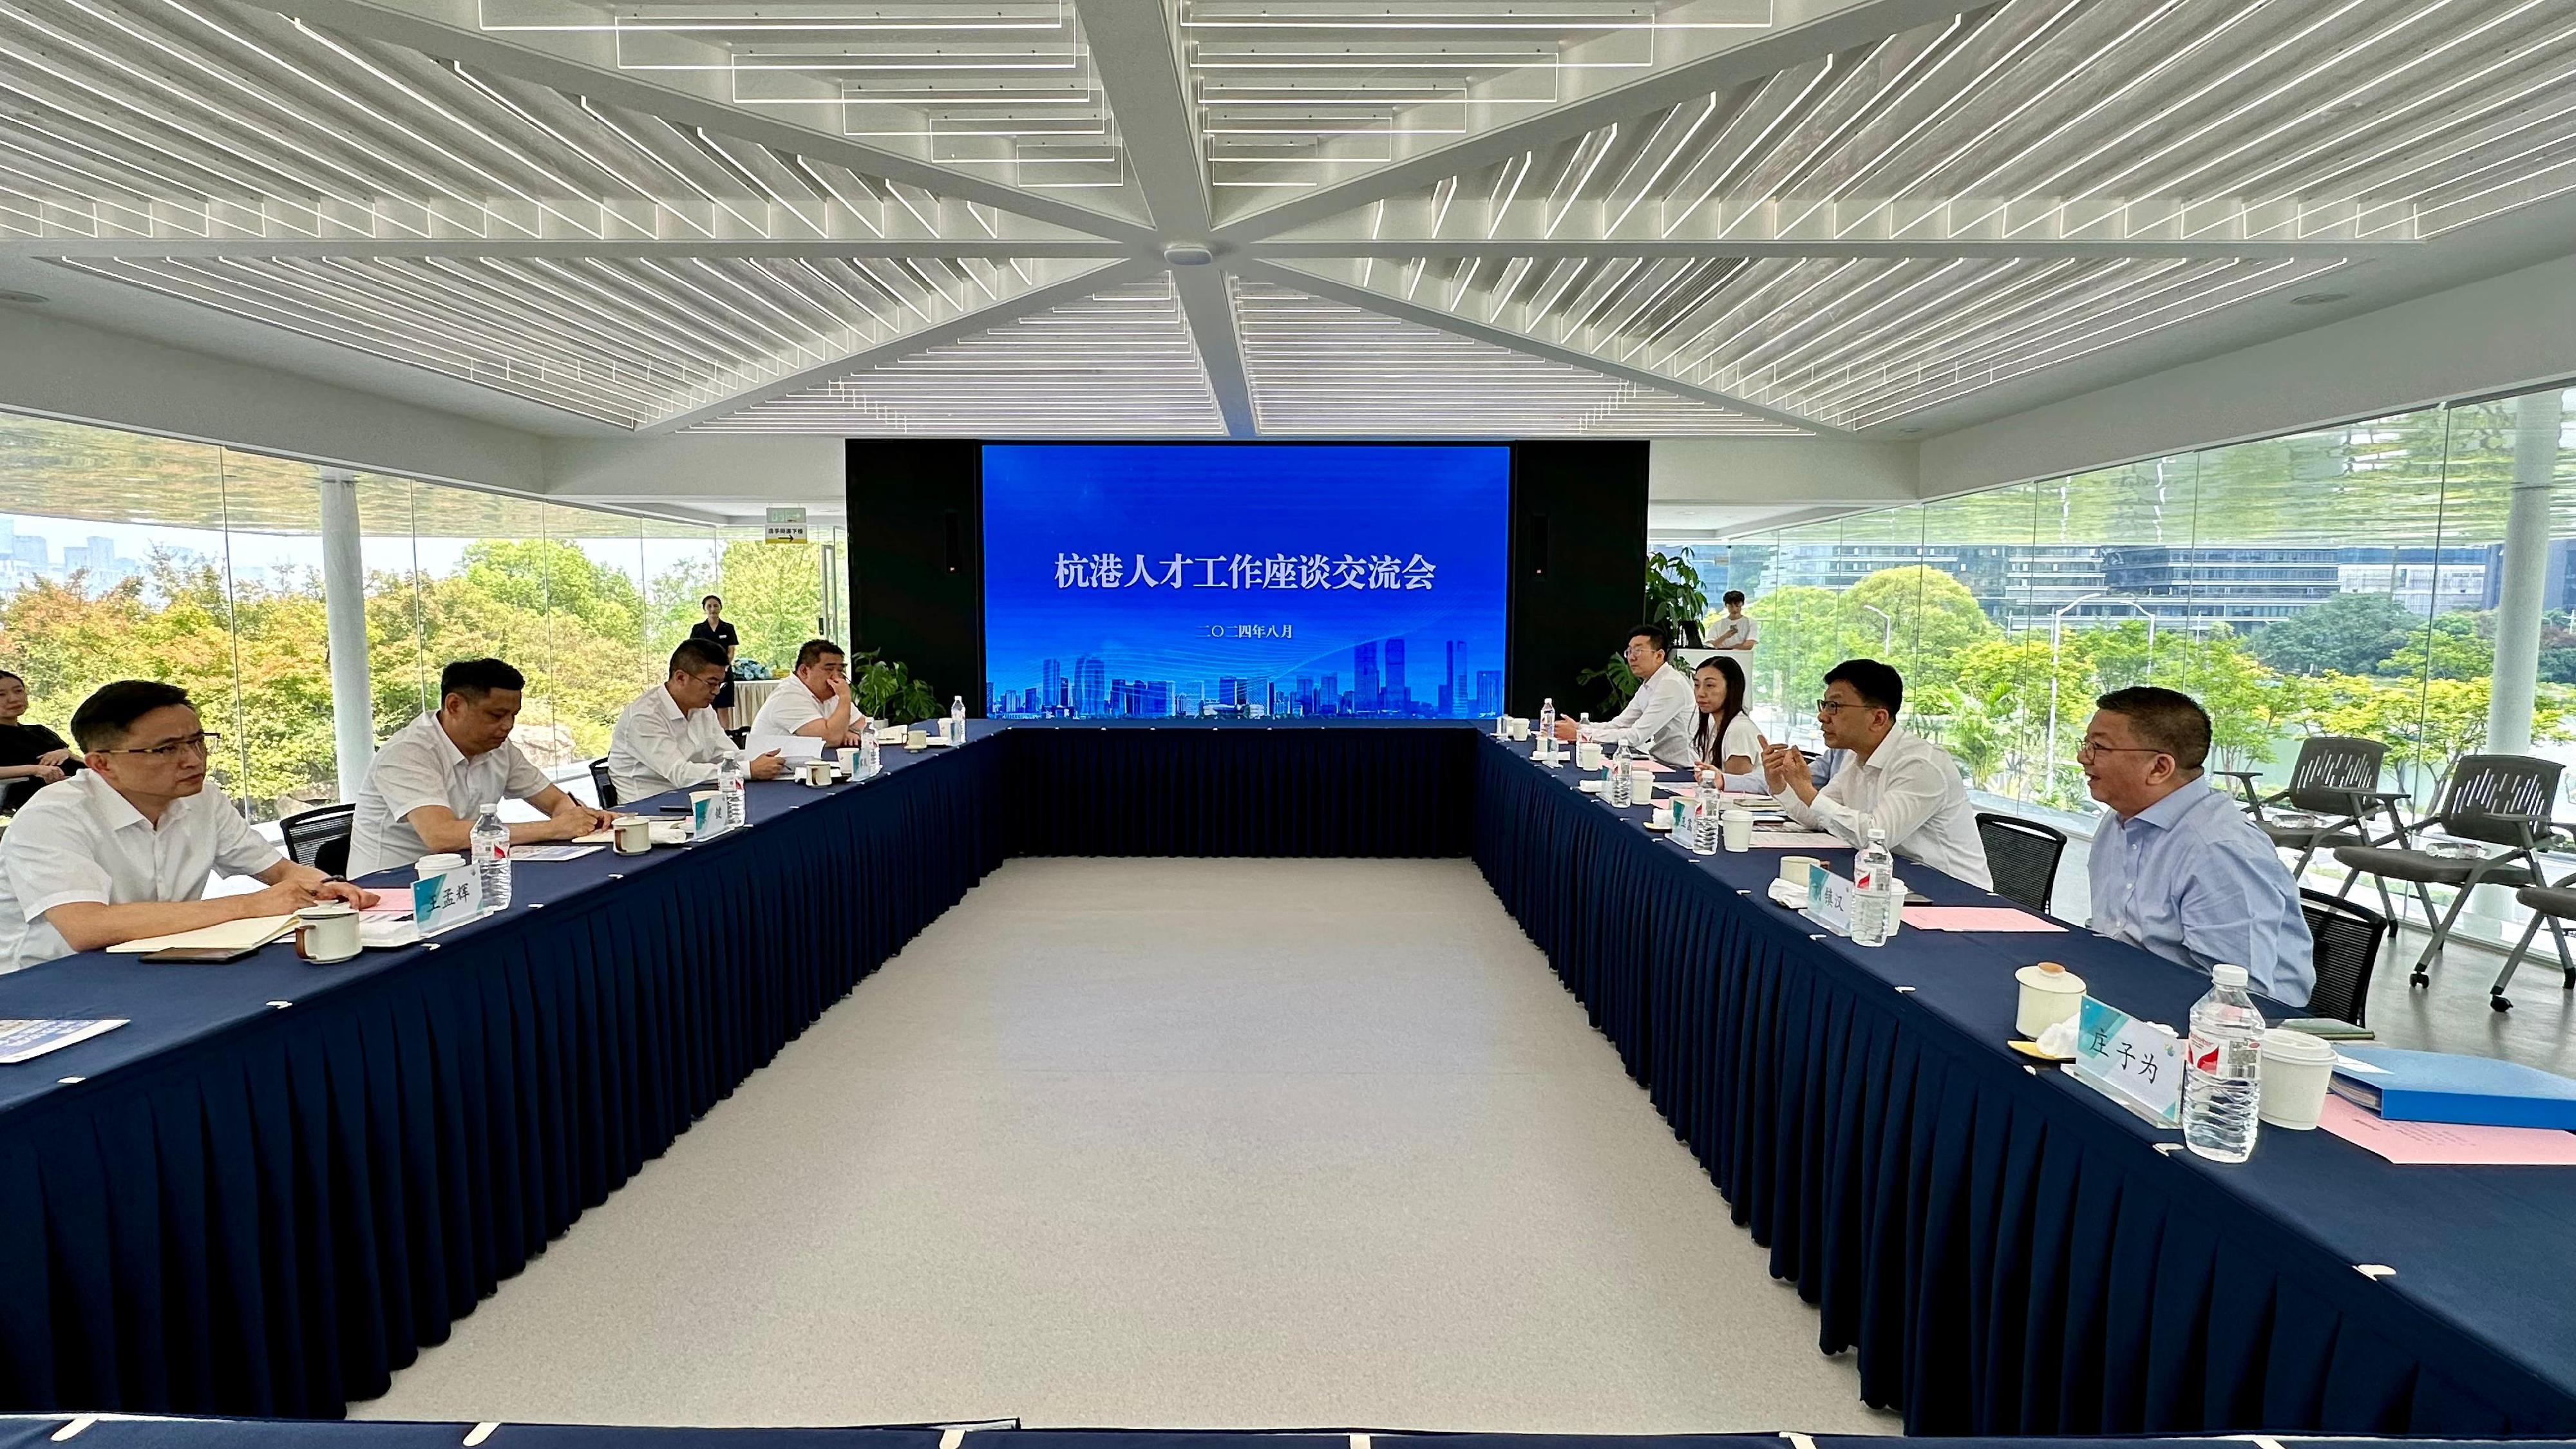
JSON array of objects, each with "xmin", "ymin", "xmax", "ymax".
[
  {"xmin": 2075, "ymin": 741, "xmax": 2169, "ymax": 762},
  {"xmin": 685, "ymin": 672, "xmax": 728, "ymax": 690},
  {"xmin": 102, "ymin": 730, "xmax": 220, "ymax": 759},
  {"xmin": 1812, "ymin": 699, "xmax": 1871, "ymax": 715}
]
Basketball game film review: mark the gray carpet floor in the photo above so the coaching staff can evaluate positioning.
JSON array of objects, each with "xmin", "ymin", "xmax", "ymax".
[{"xmin": 354, "ymin": 858, "xmax": 1899, "ymax": 1435}]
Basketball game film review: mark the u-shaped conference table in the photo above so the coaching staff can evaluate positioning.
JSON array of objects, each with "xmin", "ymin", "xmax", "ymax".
[{"xmin": 0, "ymin": 721, "xmax": 2571, "ymax": 1438}]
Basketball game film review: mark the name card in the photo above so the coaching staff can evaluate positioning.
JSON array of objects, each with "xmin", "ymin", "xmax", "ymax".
[
  {"xmin": 2070, "ymin": 994, "xmax": 2183, "ymax": 1128},
  {"xmin": 412, "ymin": 866, "xmax": 484, "ymax": 938},
  {"xmin": 1805, "ymin": 867, "xmax": 1854, "ymax": 936},
  {"xmin": 692, "ymin": 794, "xmax": 731, "ymax": 840}
]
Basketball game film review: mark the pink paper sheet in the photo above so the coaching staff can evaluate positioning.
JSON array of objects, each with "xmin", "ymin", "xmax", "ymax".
[
  {"xmin": 1902, "ymin": 905, "xmax": 2067, "ymax": 933},
  {"xmin": 2317, "ymin": 1094, "xmax": 2576, "ymax": 1165}
]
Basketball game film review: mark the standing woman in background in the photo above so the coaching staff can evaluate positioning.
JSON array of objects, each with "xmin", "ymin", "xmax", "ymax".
[
  {"xmin": 1692, "ymin": 654, "xmax": 1761, "ymax": 785},
  {"xmin": 691, "ymin": 594, "xmax": 742, "ymax": 730},
  {"xmin": 0, "ymin": 669, "xmax": 73, "ymax": 813}
]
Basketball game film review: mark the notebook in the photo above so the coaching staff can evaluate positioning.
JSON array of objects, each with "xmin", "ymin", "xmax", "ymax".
[
  {"xmin": 2329, "ymin": 1046, "xmax": 2576, "ymax": 1130},
  {"xmin": 106, "ymin": 915, "xmax": 296, "ymax": 954}
]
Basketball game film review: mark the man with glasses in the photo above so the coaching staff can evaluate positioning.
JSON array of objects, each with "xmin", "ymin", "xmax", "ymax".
[
  {"xmin": 1553, "ymin": 622, "xmax": 1697, "ymax": 769},
  {"xmin": 2082, "ymin": 686, "xmax": 2311, "ymax": 1005},
  {"xmin": 1759, "ymin": 658, "xmax": 1991, "ymax": 890},
  {"xmin": 746, "ymin": 638, "xmax": 870, "ymax": 757},
  {"xmin": 349, "ymin": 658, "xmax": 616, "ymax": 877},
  {"xmin": 0, "ymin": 680, "xmax": 378, "ymax": 971},
  {"xmin": 609, "ymin": 638, "xmax": 784, "ymax": 805}
]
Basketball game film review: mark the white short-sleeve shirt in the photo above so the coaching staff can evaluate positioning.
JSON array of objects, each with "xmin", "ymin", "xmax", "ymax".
[
  {"xmin": 747, "ymin": 681, "xmax": 830, "ymax": 753},
  {"xmin": 1707, "ymin": 612, "xmax": 1759, "ymax": 650},
  {"xmin": 0, "ymin": 770, "xmax": 283, "ymax": 972},
  {"xmin": 348, "ymin": 712, "xmax": 553, "ymax": 876}
]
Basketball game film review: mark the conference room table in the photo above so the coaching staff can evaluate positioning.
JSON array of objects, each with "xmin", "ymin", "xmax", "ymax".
[{"xmin": 0, "ymin": 721, "xmax": 2571, "ymax": 1439}]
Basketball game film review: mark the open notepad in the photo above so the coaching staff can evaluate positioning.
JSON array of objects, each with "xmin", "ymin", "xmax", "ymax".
[{"xmin": 106, "ymin": 915, "xmax": 296, "ymax": 954}]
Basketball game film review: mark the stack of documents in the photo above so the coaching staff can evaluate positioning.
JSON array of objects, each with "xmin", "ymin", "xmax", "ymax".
[{"xmin": 105, "ymin": 916, "xmax": 296, "ymax": 954}]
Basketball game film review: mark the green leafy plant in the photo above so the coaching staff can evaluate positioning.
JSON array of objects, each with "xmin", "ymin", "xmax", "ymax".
[{"xmin": 852, "ymin": 648, "xmax": 937, "ymax": 724}]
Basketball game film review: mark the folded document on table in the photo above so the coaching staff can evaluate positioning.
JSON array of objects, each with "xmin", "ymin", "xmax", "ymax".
[{"xmin": 106, "ymin": 915, "xmax": 296, "ymax": 954}]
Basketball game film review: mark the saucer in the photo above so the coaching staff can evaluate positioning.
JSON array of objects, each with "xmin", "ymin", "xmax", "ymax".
[{"xmin": 1642, "ymin": 817, "xmax": 1672, "ymax": 833}]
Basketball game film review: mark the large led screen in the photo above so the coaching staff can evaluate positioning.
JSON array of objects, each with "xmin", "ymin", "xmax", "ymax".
[{"xmin": 982, "ymin": 443, "xmax": 1508, "ymax": 719}]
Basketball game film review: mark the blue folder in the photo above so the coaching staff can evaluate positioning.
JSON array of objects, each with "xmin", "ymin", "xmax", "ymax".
[{"xmin": 2330, "ymin": 1046, "xmax": 2576, "ymax": 1130}]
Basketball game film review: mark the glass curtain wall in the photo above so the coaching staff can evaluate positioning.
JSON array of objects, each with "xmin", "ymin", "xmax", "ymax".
[{"xmin": 0, "ymin": 409, "xmax": 842, "ymax": 823}]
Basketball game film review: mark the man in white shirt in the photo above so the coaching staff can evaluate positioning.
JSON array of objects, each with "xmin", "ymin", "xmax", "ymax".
[
  {"xmin": 1707, "ymin": 591, "xmax": 1759, "ymax": 654},
  {"xmin": 609, "ymin": 638, "xmax": 784, "ymax": 804},
  {"xmin": 1556, "ymin": 622, "xmax": 1696, "ymax": 769},
  {"xmin": 0, "ymin": 681, "xmax": 377, "ymax": 971},
  {"xmin": 1760, "ymin": 658, "xmax": 1992, "ymax": 891},
  {"xmin": 746, "ymin": 638, "xmax": 869, "ymax": 756},
  {"xmin": 348, "ymin": 658, "xmax": 615, "ymax": 877}
]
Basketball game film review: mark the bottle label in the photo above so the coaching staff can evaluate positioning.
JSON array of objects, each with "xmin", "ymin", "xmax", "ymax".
[{"xmin": 2188, "ymin": 1032, "xmax": 2260, "ymax": 1079}]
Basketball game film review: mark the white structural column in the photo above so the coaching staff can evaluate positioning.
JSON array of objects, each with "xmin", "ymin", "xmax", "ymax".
[
  {"xmin": 2490, "ymin": 389, "xmax": 2564, "ymax": 756},
  {"xmin": 317, "ymin": 469, "xmax": 376, "ymax": 801}
]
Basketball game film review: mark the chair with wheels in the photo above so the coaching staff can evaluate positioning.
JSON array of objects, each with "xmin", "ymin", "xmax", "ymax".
[
  {"xmin": 279, "ymin": 802, "xmax": 355, "ymax": 878},
  {"xmin": 2492, "ymin": 884, "xmax": 2576, "ymax": 1012},
  {"xmin": 1975, "ymin": 811, "xmax": 2066, "ymax": 916},
  {"xmin": 2298, "ymin": 889, "xmax": 2389, "ymax": 1027},
  {"xmin": 588, "ymin": 757, "xmax": 620, "ymax": 810},
  {"xmin": 2332, "ymin": 754, "xmax": 2565, "ymax": 1007},
  {"xmin": 2215, "ymin": 735, "xmax": 2400, "ymax": 877}
]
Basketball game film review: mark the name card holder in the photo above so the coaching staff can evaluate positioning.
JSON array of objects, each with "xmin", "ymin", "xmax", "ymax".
[
  {"xmin": 2070, "ymin": 995, "xmax": 2183, "ymax": 1128},
  {"xmin": 1804, "ymin": 867, "xmax": 1855, "ymax": 936},
  {"xmin": 412, "ymin": 866, "xmax": 484, "ymax": 939}
]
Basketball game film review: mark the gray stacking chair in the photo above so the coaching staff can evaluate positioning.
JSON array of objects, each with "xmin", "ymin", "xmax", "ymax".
[
  {"xmin": 2492, "ymin": 884, "xmax": 2576, "ymax": 1012},
  {"xmin": 2333, "ymin": 755, "xmax": 2565, "ymax": 998},
  {"xmin": 2215, "ymin": 735, "xmax": 2401, "ymax": 876}
]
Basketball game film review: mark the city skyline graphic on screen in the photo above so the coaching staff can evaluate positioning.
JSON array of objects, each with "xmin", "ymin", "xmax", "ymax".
[{"xmin": 982, "ymin": 443, "xmax": 1510, "ymax": 719}]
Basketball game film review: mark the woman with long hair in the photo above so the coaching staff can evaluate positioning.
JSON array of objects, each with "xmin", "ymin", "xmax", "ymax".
[{"xmin": 1692, "ymin": 654, "xmax": 1759, "ymax": 781}]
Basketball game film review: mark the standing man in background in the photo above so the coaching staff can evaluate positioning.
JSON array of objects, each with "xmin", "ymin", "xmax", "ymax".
[
  {"xmin": 1707, "ymin": 590, "xmax": 1759, "ymax": 655},
  {"xmin": 691, "ymin": 594, "xmax": 742, "ymax": 730}
]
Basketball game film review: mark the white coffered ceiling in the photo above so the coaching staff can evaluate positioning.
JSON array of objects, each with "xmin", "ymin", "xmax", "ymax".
[{"xmin": 1, "ymin": 0, "xmax": 2573, "ymax": 440}]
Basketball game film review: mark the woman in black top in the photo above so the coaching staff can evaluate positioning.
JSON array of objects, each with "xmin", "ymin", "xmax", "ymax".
[
  {"xmin": 0, "ymin": 668, "xmax": 73, "ymax": 813},
  {"xmin": 690, "ymin": 594, "xmax": 742, "ymax": 728}
]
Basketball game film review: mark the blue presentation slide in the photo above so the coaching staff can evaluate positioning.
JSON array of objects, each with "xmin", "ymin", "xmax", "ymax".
[{"xmin": 983, "ymin": 443, "xmax": 1509, "ymax": 719}]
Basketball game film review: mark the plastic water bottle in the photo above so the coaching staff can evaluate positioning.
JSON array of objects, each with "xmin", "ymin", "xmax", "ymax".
[
  {"xmin": 1849, "ymin": 828, "xmax": 1894, "ymax": 947},
  {"xmin": 1690, "ymin": 775, "xmax": 1720, "ymax": 855},
  {"xmin": 717, "ymin": 750, "xmax": 747, "ymax": 828},
  {"xmin": 1607, "ymin": 738, "xmax": 1632, "ymax": 805},
  {"xmin": 1535, "ymin": 698, "xmax": 1557, "ymax": 760},
  {"xmin": 470, "ymin": 804, "xmax": 510, "ymax": 911},
  {"xmin": 949, "ymin": 695, "xmax": 966, "ymax": 742},
  {"xmin": 2184, "ymin": 964, "xmax": 2266, "ymax": 1162},
  {"xmin": 859, "ymin": 733, "xmax": 881, "ymax": 779}
]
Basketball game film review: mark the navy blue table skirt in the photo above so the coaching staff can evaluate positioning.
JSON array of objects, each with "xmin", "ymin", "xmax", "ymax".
[{"xmin": 2, "ymin": 722, "xmax": 2573, "ymax": 1437}]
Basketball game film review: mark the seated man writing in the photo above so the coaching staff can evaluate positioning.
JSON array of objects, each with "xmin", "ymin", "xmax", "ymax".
[
  {"xmin": 1760, "ymin": 658, "xmax": 1991, "ymax": 891},
  {"xmin": 2082, "ymin": 686, "xmax": 2313, "ymax": 1005},
  {"xmin": 0, "ymin": 680, "xmax": 377, "ymax": 971},
  {"xmin": 350, "ymin": 658, "xmax": 616, "ymax": 876},
  {"xmin": 609, "ymin": 639, "xmax": 784, "ymax": 804},
  {"xmin": 747, "ymin": 638, "xmax": 871, "ymax": 755}
]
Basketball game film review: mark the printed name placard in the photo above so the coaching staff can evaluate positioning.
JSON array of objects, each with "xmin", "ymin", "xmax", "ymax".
[
  {"xmin": 2070, "ymin": 994, "xmax": 2183, "ymax": 1128},
  {"xmin": 412, "ymin": 866, "xmax": 484, "ymax": 938},
  {"xmin": 1805, "ymin": 867, "xmax": 1854, "ymax": 936}
]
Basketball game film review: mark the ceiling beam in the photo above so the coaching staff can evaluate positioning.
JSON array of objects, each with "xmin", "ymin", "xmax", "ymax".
[
  {"xmin": 1256, "ymin": 239, "xmax": 2379, "ymax": 261},
  {"xmin": 1235, "ymin": 257, "xmax": 1833, "ymax": 437},
  {"xmin": 1, "ymin": 239, "xmax": 1140, "ymax": 261},
  {"xmin": 639, "ymin": 259, "xmax": 1150, "ymax": 435},
  {"xmin": 278, "ymin": 0, "xmax": 1160, "ymax": 245},
  {"xmin": 1171, "ymin": 265, "xmax": 1255, "ymax": 437},
  {"xmin": 1216, "ymin": 0, "xmax": 1974, "ymax": 242}
]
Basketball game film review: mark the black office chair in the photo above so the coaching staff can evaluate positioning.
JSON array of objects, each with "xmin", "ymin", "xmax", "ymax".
[
  {"xmin": 279, "ymin": 802, "xmax": 354, "ymax": 877},
  {"xmin": 588, "ymin": 757, "xmax": 620, "ymax": 810},
  {"xmin": 2298, "ymin": 888, "xmax": 2388, "ymax": 1027},
  {"xmin": 1976, "ymin": 811, "xmax": 2066, "ymax": 916}
]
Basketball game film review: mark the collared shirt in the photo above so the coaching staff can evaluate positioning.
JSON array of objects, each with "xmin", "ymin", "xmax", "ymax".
[
  {"xmin": 1707, "ymin": 612, "xmax": 1759, "ymax": 651},
  {"xmin": 1779, "ymin": 724, "xmax": 1992, "ymax": 891},
  {"xmin": 2089, "ymin": 779, "xmax": 2315, "ymax": 1006},
  {"xmin": 609, "ymin": 683, "xmax": 734, "ymax": 804},
  {"xmin": 349, "ymin": 712, "xmax": 554, "ymax": 878},
  {"xmin": 1698, "ymin": 712, "xmax": 1761, "ymax": 772},
  {"xmin": 747, "ymin": 681, "xmax": 835, "ymax": 755},
  {"xmin": 1588, "ymin": 661, "xmax": 1697, "ymax": 769},
  {"xmin": 0, "ymin": 771, "xmax": 282, "ymax": 972}
]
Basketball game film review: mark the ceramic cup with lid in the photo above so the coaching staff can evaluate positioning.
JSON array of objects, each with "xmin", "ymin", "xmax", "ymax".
[
  {"xmin": 612, "ymin": 816, "xmax": 652, "ymax": 855},
  {"xmin": 2014, "ymin": 960, "xmax": 2087, "ymax": 1037},
  {"xmin": 295, "ymin": 902, "xmax": 360, "ymax": 963}
]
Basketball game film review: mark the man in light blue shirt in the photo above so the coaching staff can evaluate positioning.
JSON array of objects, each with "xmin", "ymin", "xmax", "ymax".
[{"xmin": 2082, "ymin": 686, "xmax": 2313, "ymax": 1005}]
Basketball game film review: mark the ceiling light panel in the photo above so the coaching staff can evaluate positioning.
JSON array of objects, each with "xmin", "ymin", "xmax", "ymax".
[
  {"xmin": 50, "ymin": 250, "xmax": 1096, "ymax": 426},
  {"xmin": 697, "ymin": 276, "xmax": 1224, "ymax": 435},
  {"xmin": 1306, "ymin": 0, "xmax": 2576, "ymax": 247},
  {"xmin": 0, "ymin": 0, "xmax": 1065, "ymax": 242},
  {"xmin": 1183, "ymin": 0, "xmax": 1774, "ymax": 198},
  {"xmin": 473, "ymin": 0, "xmax": 1132, "ymax": 194},
  {"xmin": 1233, "ymin": 278, "xmax": 1804, "ymax": 437}
]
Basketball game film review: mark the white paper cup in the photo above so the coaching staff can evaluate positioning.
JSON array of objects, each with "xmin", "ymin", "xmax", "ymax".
[
  {"xmin": 1629, "ymin": 768, "xmax": 1656, "ymax": 806},
  {"xmin": 905, "ymin": 729, "xmax": 929, "ymax": 751},
  {"xmin": 2259, "ymin": 1028, "xmax": 2336, "ymax": 1130},
  {"xmin": 1576, "ymin": 742, "xmax": 1602, "ymax": 770},
  {"xmin": 1722, "ymin": 806, "xmax": 1754, "ymax": 852},
  {"xmin": 835, "ymin": 746, "xmax": 860, "ymax": 775},
  {"xmin": 415, "ymin": 852, "xmax": 464, "ymax": 878}
]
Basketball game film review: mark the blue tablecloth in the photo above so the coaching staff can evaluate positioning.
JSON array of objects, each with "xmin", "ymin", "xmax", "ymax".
[{"xmin": 2, "ymin": 722, "xmax": 2574, "ymax": 1436}]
